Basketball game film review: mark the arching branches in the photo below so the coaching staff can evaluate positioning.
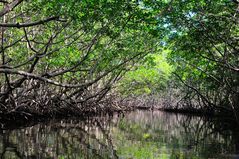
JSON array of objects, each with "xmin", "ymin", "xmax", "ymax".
[{"xmin": 0, "ymin": 0, "xmax": 159, "ymax": 115}]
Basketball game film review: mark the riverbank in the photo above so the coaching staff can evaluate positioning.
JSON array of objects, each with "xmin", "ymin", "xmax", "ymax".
[
  {"xmin": 0, "ymin": 101, "xmax": 134, "ymax": 129},
  {"xmin": 0, "ymin": 100, "xmax": 238, "ymax": 129}
]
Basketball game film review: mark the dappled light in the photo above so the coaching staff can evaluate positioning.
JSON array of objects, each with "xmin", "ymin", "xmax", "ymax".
[
  {"xmin": 0, "ymin": 0, "xmax": 238, "ymax": 158},
  {"xmin": 0, "ymin": 111, "xmax": 238, "ymax": 159}
]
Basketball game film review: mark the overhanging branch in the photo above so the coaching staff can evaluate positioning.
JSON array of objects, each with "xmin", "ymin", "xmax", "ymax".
[
  {"xmin": 0, "ymin": 0, "xmax": 23, "ymax": 17},
  {"xmin": 0, "ymin": 16, "xmax": 65, "ymax": 28}
]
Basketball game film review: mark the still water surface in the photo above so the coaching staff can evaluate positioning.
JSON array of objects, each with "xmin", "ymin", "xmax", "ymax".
[{"xmin": 0, "ymin": 110, "xmax": 238, "ymax": 159}]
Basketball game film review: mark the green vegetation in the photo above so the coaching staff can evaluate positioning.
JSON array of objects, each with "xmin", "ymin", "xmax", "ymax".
[
  {"xmin": 0, "ymin": 0, "xmax": 159, "ymax": 116},
  {"xmin": 159, "ymin": 0, "xmax": 239, "ymax": 117},
  {"xmin": 118, "ymin": 0, "xmax": 239, "ymax": 119},
  {"xmin": 118, "ymin": 50, "xmax": 173, "ymax": 96},
  {"xmin": 0, "ymin": 0, "xmax": 238, "ymax": 121}
]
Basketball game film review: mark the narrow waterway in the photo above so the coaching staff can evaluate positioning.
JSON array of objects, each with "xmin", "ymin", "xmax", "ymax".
[{"xmin": 0, "ymin": 110, "xmax": 238, "ymax": 159}]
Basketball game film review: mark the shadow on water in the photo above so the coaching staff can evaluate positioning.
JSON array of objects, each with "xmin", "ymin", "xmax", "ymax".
[{"xmin": 0, "ymin": 110, "xmax": 238, "ymax": 159}]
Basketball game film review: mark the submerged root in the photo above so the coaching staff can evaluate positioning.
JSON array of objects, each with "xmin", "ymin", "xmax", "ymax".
[{"xmin": 0, "ymin": 91, "xmax": 134, "ymax": 124}]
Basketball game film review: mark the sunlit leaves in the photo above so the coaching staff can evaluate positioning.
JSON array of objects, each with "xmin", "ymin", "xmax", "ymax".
[{"xmin": 118, "ymin": 50, "xmax": 173, "ymax": 96}]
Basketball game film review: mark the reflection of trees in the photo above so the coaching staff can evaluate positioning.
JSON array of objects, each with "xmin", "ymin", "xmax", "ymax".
[
  {"xmin": 0, "ymin": 111, "xmax": 238, "ymax": 159},
  {"xmin": 0, "ymin": 116, "xmax": 119, "ymax": 159},
  {"xmin": 119, "ymin": 111, "xmax": 238, "ymax": 158},
  {"xmin": 178, "ymin": 115, "xmax": 239, "ymax": 157},
  {"xmin": 0, "ymin": 131, "xmax": 25, "ymax": 158}
]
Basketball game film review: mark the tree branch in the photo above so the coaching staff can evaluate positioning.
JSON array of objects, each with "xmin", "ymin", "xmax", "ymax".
[
  {"xmin": 0, "ymin": 16, "xmax": 64, "ymax": 28},
  {"xmin": 0, "ymin": 0, "xmax": 23, "ymax": 17}
]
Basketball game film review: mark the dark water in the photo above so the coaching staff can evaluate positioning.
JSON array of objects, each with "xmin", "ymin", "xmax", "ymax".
[{"xmin": 0, "ymin": 110, "xmax": 238, "ymax": 159}]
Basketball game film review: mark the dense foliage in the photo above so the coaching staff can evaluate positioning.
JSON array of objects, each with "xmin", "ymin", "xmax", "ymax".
[
  {"xmin": 118, "ymin": 50, "xmax": 172, "ymax": 96},
  {"xmin": 0, "ymin": 0, "xmax": 238, "ymax": 119},
  {"xmin": 158, "ymin": 0, "xmax": 239, "ymax": 116},
  {"xmin": 116, "ymin": 0, "xmax": 239, "ymax": 118},
  {"xmin": 0, "ymin": 0, "xmax": 159, "ymax": 115}
]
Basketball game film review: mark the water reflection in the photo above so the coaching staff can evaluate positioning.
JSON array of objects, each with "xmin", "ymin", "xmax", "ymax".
[{"xmin": 0, "ymin": 111, "xmax": 238, "ymax": 159}]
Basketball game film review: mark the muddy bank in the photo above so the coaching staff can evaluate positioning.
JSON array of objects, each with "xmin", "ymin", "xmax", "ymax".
[
  {"xmin": 0, "ymin": 98, "xmax": 238, "ymax": 129},
  {"xmin": 160, "ymin": 108, "xmax": 215, "ymax": 116},
  {"xmin": 0, "ymin": 101, "xmax": 135, "ymax": 129}
]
